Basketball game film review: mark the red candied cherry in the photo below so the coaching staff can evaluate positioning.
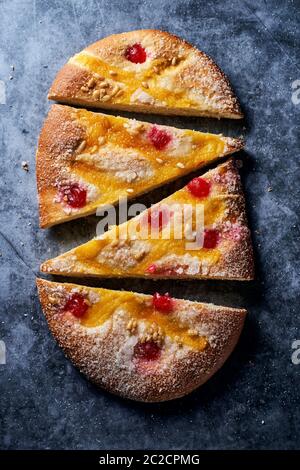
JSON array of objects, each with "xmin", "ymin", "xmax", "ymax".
[
  {"xmin": 148, "ymin": 126, "xmax": 172, "ymax": 150},
  {"xmin": 125, "ymin": 43, "xmax": 147, "ymax": 63},
  {"xmin": 187, "ymin": 177, "xmax": 211, "ymax": 198},
  {"xmin": 148, "ymin": 206, "xmax": 170, "ymax": 231},
  {"xmin": 203, "ymin": 229, "xmax": 219, "ymax": 249},
  {"xmin": 133, "ymin": 340, "xmax": 161, "ymax": 361},
  {"xmin": 64, "ymin": 293, "xmax": 89, "ymax": 318},
  {"xmin": 145, "ymin": 264, "xmax": 179, "ymax": 277},
  {"xmin": 152, "ymin": 292, "xmax": 174, "ymax": 313},
  {"xmin": 60, "ymin": 183, "xmax": 87, "ymax": 209}
]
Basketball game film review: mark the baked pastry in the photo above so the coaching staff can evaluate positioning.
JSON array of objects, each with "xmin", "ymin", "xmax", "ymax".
[
  {"xmin": 41, "ymin": 159, "xmax": 254, "ymax": 280},
  {"xmin": 36, "ymin": 278, "xmax": 246, "ymax": 402},
  {"xmin": 48, "ymin": 30, "xmax": 243, "ymax": 118},
  {"xmin": 37, "ymin": 104, "xmax": 243, "ymax": 228}
]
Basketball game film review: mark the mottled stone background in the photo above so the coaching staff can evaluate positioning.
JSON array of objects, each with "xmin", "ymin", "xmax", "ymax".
[{"xmin": 0, "ymin": 0, "xmax": 299, "ymax": 450}]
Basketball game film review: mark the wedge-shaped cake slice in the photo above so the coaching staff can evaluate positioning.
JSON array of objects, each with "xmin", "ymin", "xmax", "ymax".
[
  {"xmin": 41, "ymin": 160, "xmax": 254, "ymax": 280},
  {"xmin": 48, "ymin": 30, "xmax": 243, "ymax": 118},
  {"xmin": 37, "ymin": 278, "xmax": 246, "ymax": 402},
  {"xmin": 37, "ymin": 104, "xmax": 243, "ymax": 228}
]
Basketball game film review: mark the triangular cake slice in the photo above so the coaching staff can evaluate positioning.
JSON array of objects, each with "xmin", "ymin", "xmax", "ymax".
[
  {"xmin": 37, "ymin": 104, "xmax": 243, "ymax": 228},
  {"xmin": 48, "ymin": 30, "xmax": 243, "ymax": 119},
  {"xmin": 41, "ymin": 160, "xmax": 254, "ymax": 280},
  {"xmin": 37, "ymin": 278, "xmax": 246, "ymax": 402}
]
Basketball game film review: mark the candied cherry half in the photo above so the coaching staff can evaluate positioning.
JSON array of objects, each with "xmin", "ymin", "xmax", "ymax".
[
  {"xmin": 145, "ymin": 264, "xmax": 178, "ymax": 277},
  {"xmin": 125, "ymin": 43, "xmax": 147, "ymax": 63},
  {"xmin": 133, "ymin": 340, "xmax": 161, "ymax": 361},
  {"xmin": 152, "ymin": 292, "xmax": 174, "ymax": 313},
  {"xmin": 187, "ymin": 177, "xmax": 211, "ymax": 198},
  {"xmin": 59, "ymin": 183, "xmax": 87, "ymax": 209},
  {"xmin": 64, "ymin": 293, "xmax": 89, "ymax": 318},
  {"xmin": 148, "ymin": 126, "xmax": 172, "ymax": 150}
]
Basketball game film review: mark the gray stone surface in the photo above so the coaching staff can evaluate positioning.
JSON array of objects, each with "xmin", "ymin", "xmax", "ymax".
[{"xmin": 0, "ymin": 0, "xmax": 299, "ymax": 450}]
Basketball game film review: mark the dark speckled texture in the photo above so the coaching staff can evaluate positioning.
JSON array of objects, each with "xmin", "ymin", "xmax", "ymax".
[{"xmin": 0, "ymin": 0, "xmax": 300, "ymax": 450}]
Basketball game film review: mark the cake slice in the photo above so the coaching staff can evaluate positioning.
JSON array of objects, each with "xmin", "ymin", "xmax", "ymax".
[
  {"xmin": 37, "ymin": 278, "xmax": 246, "ymax": 402},
  {"xmin": 36, "ymin": 104, "xmax": 243, "ymax": 228},
  {"xmin": 40, "ymin": 160, "xmax": 254, "ymax": 280},
  {"xmin": 48, "ymin": 30, "xmax": 243, "ymax": 119}
]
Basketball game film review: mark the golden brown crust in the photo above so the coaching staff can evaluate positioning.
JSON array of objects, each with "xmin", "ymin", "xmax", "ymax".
[
  {"xmin": 36, "ymin": 104, "xmax": 244, "ymax": 229},
  {"xmin": 48, "ymin": 30, "xmax": 243, "ymax": 118},
  {"xmin": 36, "ymin": 278, "xmax": 246, "ymax": 402}
]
